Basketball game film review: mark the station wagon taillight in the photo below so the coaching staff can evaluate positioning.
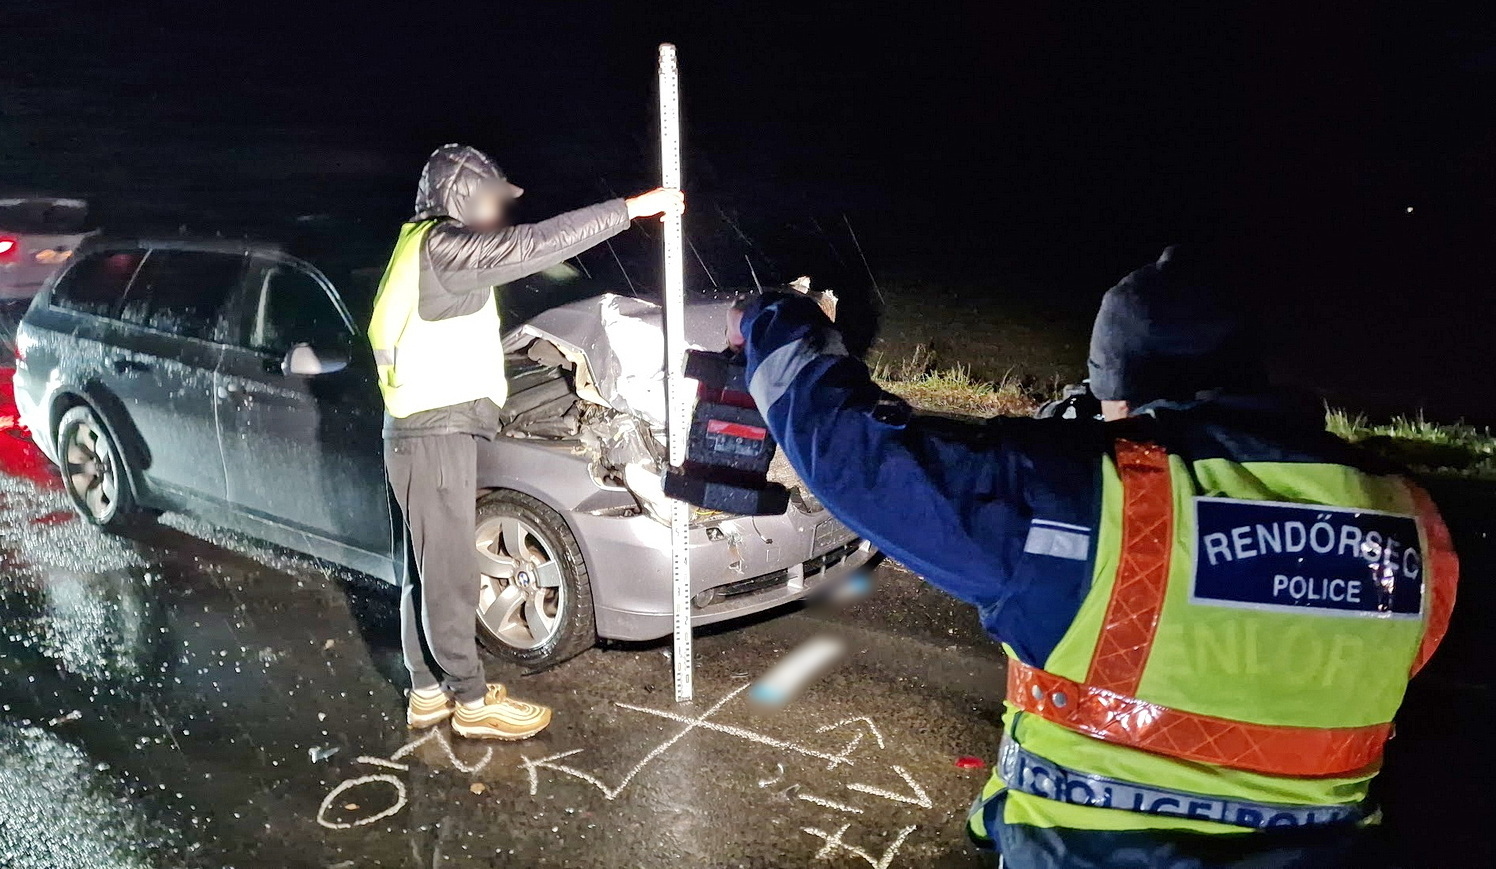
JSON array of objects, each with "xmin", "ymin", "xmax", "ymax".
[{"xmin": 0, "ymin": 237, "xmax": 16, "ymax": 260}]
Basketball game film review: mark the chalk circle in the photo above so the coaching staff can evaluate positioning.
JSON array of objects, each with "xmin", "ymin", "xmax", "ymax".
[{"xmin": 317, "ymin": 773, "xmax": 408, "ymax": 830}]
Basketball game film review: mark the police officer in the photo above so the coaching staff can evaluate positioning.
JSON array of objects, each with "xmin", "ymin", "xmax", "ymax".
[
  {"xmin": 727, "ymin": 245, "xmax": 1457, "ymax": 867},
  {"xmin": 369, "ymin": 144, "xmax": 682, "ymax": 740}
]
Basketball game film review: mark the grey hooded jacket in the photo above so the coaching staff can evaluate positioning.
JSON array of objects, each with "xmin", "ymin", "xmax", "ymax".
[{"xmin": 385, "ymin": 144, "xmax": 631, "ymax": 439}]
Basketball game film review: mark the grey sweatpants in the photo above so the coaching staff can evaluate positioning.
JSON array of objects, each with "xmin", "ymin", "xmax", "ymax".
[{"xmin": 384, "ymin": 433, "xmax": 486, "ymax": 703}]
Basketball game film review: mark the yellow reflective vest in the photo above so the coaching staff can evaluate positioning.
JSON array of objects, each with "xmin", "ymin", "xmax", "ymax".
[
  {"xmin": 971, "ymin": 439, "xmax": 1458, "ymax": 840},
  {"xmin": 367, "ymin": 220, "xmax": 508, "ymax": 418}
]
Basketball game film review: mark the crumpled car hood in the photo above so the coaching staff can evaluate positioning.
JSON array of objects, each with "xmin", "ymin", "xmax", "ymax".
[{"xmin": 506, "ymin": 293, "xmax": 734, "ymax": 428}]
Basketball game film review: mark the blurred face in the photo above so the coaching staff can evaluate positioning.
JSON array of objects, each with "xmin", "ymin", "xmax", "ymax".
[
  {"xmin": 466, "ymin": 189, "xmax": 508, "ymax": 232},
  {"xmin": 1101, "ymin": 400, "xmax": 1131, "ymax": 421}
]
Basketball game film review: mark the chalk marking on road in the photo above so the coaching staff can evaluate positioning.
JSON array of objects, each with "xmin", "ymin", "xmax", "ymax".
[
  {"xmin": 816, "ymin": 716, "xmax": 886, "ymax": 749},
  {"xmin": 525, "ymin": 685, "xmax": 746, "ymax": 799},
  {"xmin": 802, "ymin": 823, "xmax": 917, "ymax": 868},
  {"xmin": 355, "ymin": 756, "xmax": 410, "ymax": 771},
  {"xmin": 317, "ymin": 774, "xmax": 408, "ymax": 830},
  {"xmin": 797, "ymin": 792, "xmax": 864, "ymax": 814},
  {"xmin": 806, "ymin": 823, "xmax": 855, "ymax": 860},
  {"xmin": 826, "ymin": 731, "xmax": 863, "ymax": 771},
  {"xmin": 615, "ymin": 685, "xmax": 864, "ymax": 769},
  {"xmin": 846, "ymin": 766, "xmax": 931, "ymax": 809},
  {"xmin": 390, "ymin": 726, "xmax": 493, "ymax": 774},
  {"xmin": 520, "ymin": 749, "xmax": 612, "ymax": 797},
  {"xmin": 390, "ymin": 728, "xmax": 440, "ymax": 762},
  {"xmin": 322, "ymin": 682, "xmax": 910, "ymax": 836}
]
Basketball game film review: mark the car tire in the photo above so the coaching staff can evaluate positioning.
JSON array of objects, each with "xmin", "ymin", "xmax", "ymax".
[
  {"xmin": 473, "ymin": 489, "xmax": 597, "ymax": 668},
  {"xmin": 56, "ymin": 405, "xmax": 145, "ymax": 531}
]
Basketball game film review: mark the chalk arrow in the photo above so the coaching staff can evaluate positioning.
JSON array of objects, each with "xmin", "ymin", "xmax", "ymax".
[
  {"xmin": 815, "ymin": 716, "xmax": 885, "ymax": 749},
  {"xmin": 846, "ymin": 765, "xmax": 932, "ymax": 809},
  {"xmin": 519, "ymin": 748, "xmax": 616, "ymax": 798}
]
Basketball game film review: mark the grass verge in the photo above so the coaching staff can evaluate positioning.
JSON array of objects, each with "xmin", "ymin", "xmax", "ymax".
[
  {"xmin": 1327, "ymin": 410, "xmax": 1496, "ymax": 481},
  {"xmin": 872, "ymin": 344, "xmax": 1047, "ymax": 418},
  {"xmin": 876, "ymin": 349, "xmax": 1496, "ymax": 483}
]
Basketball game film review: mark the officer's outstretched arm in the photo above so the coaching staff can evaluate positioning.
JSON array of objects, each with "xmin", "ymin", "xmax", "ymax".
[
  {"xmin": 420, "ymin": 199, "xmax": 632, "ymax": 319},
  {"xmin": 740, "ymin": 294, "xmax": 1028, "ymax": 609}
]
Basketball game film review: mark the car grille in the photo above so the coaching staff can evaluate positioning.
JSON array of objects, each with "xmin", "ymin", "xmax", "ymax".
[
  {"xmin": 802, "ymin": 539, "xmax": 860, "ymax": 577},
  {"xmin": 695, "ymin": 539, "xmax": 864, "ymax": 609},
  {"xmin": 712, "ymin": 569, "xmax": 791, "ymax": 601}
]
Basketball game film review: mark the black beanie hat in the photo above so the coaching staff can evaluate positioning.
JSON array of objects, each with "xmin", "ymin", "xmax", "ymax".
[{"xmin": 1087, "ymin": 245, "xmax": 1264, "ymax": 404}]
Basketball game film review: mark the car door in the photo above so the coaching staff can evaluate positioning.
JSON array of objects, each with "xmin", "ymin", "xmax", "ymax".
[
  {"xmin": 105, "ymin": 247, "xmax": 244, "ymax": 504},
  {"xmin": 215, "ymin": 253, "xmax": 392, "ymax": 556}
]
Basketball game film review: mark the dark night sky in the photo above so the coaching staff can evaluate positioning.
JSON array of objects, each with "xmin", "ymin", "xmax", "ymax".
[{"xmin": 4, "ymin": 1, "xmax": 1495, "ymax": 417}]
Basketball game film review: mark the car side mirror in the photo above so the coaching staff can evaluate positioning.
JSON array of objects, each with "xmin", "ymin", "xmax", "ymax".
[{"xmin": 282, "ymin": 342, "xmax": 348, "ymax": 377}]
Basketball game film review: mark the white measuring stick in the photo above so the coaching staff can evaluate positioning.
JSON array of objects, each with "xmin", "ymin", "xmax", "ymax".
[{"xmin": 659, "ymin": 42, "xmax": 693, "ymax": 703}]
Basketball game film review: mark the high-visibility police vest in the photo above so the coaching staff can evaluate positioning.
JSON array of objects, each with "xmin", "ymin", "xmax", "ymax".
[
  {"xmin": 367, "ymin": 220, "xmax": 508, "ymax": 418},
  {"xmin": 971, "ymin": 438, "xmax": 1458, "ymax": 840}
]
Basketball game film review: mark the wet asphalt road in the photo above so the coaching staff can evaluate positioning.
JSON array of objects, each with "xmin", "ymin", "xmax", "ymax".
[{"xmin": 0, "ymin": 426, "xmax": 1007, "ymax": 868}]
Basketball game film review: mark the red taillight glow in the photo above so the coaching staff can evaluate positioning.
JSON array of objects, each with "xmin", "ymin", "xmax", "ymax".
[{"xmin": 0, "ymin": 238, "xmax": 16, "ymax": 259}]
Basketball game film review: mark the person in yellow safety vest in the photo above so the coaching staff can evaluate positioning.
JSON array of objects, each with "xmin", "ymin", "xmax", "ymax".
[
  {"xmin": 369, "ymin": 143, "xmax": 683, "ymax": 740},
  {"xmin": 728, "ymin": 243, "xmax": 1458, "ymax": 868}
]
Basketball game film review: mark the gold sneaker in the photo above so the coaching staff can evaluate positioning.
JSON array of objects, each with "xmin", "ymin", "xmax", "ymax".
[
  {"xmin": 451, "ymin": 685, "xmax": 552, "ymax": 741},
  {"xmin": 407, "ymin": 684, "xmax": 507, "ymax": 730}
]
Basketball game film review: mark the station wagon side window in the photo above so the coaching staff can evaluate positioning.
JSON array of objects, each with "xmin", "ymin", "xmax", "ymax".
[
  {"xmin": 50, "ymin": 250, "xmax": 144, "ymax": 318},
  {"xmin": 118, "ymin": 250, "xmax": 246, "ymax": 343},
  {"xmin": 243, "ymin": 257, "xmax": 352, "ymax": 355}
]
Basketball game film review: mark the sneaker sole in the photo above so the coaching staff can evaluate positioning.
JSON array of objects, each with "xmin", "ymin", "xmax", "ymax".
[
  {"xmin": 407, "ymin": 709, "xmax": 454, "ymax": 730},
  {"xmin": 451, "ymin": 716, "xmax": 552, "ymax": 741}
]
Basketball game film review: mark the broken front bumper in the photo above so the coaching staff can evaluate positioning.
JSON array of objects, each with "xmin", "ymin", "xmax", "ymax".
[
  {"xmin": 475, "ymin": 438, "xmax": 875, "ymax": 643},
  {"xmin": 585, "ymin": 509, "xmax": 877, "ymax": 642}
]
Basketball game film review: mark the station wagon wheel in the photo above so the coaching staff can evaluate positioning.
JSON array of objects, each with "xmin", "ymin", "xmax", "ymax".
[
  {"xmin": 56, "ymin": 405, "xmax": 142, "ymax": 530},
  {"xmin": 473, "ymin": 489, "xmax": 596, "ymax": 667}
]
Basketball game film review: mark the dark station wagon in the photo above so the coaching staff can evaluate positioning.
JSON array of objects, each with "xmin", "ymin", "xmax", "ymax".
[{"xmin": 12, "ymin": 237, "xmax": 873, "ymax": 666}]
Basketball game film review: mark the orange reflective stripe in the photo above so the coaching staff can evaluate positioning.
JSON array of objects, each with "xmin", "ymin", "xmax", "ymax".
[
  {"xmin": 1408, "ymin": 482, "xmax": 1459, "ymax": 676},
  {"xmin": 1086, "ymin": 439, "xmax": 1173, "ymax": 694},
  {"xmin": 1008, "ymin": 659, "xmax": 1390, "ymax": 776}
]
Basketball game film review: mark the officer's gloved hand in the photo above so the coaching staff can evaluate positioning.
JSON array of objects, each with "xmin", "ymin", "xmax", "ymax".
[
  {"xmin": 726, "ymin": 290, "xmax": 821, "ymax": 353},
  {"xmin": 726, "ymin": 295, "xmax": 754, "ymax": 352}
]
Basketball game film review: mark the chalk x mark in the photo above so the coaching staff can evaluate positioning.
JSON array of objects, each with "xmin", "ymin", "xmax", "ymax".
[
  {"xmin": 847, "ymin": 766, "xmax": 931, "ymax": 809},
  {"xmin": 524, "ymin": 685, "xmax": 745, "ymax": 799},
  {"xmin": 803, "ymin": 823, "xmax": 917, "ymax": 868},
  {"xmin": 797, "ymin": 792, "xmax": 864, "ymax": 814},
  {"xmin": 816, "ymin": 716, "xmax": 886, "ymax": 749},
  {"xmin": 616, "ymin": 685, "xmax": 862, "ymax": 769}
]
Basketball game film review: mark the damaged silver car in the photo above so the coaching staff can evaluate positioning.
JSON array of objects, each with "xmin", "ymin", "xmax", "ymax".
[{"xmin": 14, "ymin": 240, "xmax": 875, "ymax": 667}]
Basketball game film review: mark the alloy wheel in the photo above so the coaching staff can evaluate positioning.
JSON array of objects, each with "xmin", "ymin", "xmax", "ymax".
[
  {"xmin": 63, "ymin": 416, "xmax": 118, "ymax": 522},
  {"xmin": 474, "ymin": 514, "xmax": 567, "ymax": 651}
]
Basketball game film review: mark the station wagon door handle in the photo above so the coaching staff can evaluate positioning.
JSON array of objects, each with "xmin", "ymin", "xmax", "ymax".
[{"xmin": 111, "ymin": 358, "xmax": 151, "ymax": 373}]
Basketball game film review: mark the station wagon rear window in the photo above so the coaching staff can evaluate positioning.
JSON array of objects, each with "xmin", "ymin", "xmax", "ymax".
[{"xmin": 50, "ymin": 250, "xmax": 144, "ymax": 317}]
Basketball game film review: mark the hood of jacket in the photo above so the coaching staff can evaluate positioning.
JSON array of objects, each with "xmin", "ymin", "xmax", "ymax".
[{"xmin": 411, "ymin": 144, "xmax": 522, "ymax": 226}]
